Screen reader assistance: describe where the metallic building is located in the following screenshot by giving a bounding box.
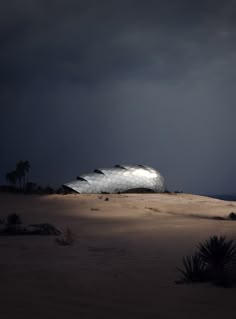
[63,164,165,194]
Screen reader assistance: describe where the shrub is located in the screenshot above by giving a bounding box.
[177,236,236,287]
[177,253,207,283]
[56,187,65,194]
[43,186,55,194]
[55,228,76,246]
[198,236,236,273]
[228,212,236,220]
[24,182,37,194]
[28,223,61,235]
[7,214,22,225]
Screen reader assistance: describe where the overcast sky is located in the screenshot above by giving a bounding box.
[1,0,236,194]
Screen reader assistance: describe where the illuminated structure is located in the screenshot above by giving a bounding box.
[63,164,165,194]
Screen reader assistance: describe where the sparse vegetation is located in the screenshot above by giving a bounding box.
[0,214,61,236]
[5,171,17,187]
[198,236,236,274]
[55,228,76,245]
[145,207,161,213]
[164,189,183,195]
[56,187,65,194]
[5,160,30,189]
[28,223,61,235]
[177,235,236,287]
[177,253,207,283]
[2,214,24,235]
[228,212,236,220]
[7,213,22,225]
[2,160,65,195]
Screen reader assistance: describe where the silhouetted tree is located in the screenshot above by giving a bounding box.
[7,213,22,225]
[5,160,31,190]
[15,160,31,188]
[22,160,30,186]
[5,171,17,186]
[15,161,25,188]
[25,182,37,194]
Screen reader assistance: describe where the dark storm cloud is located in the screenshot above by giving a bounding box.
[1,0,236,193]
[1,0,235,85]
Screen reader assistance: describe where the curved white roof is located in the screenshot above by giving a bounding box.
[63,164,165,194]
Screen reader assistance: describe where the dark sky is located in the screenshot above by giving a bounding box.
[1,0,236,194]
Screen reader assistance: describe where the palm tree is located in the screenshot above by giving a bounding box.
[5,171,17,186]
[15,160,31,188]
[22,160,30,186]
[15,161,25,188]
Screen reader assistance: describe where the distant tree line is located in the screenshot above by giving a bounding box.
[3,160,65,195]
[5,160,30,189]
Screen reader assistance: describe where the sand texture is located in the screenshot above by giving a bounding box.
[1,193,236,318]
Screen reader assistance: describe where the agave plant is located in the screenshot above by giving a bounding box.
[198,236,236,274]
[177,253,207,283]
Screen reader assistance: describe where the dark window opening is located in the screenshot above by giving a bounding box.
[94,169,105,175]
[76,176,87,181]
[114,165,126,169]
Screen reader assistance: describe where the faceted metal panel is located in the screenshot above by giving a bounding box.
[63,164,165,194]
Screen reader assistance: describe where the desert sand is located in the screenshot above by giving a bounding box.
[1,193,236,318]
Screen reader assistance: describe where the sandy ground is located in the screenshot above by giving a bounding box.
[1,193,236,319]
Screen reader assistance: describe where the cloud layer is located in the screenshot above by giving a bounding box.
[1,0,236,193]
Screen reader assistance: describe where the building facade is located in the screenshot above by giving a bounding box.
[63,164,165,194]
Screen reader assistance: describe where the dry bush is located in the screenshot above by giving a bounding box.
[55,228,76,246]
[177,236,236,287]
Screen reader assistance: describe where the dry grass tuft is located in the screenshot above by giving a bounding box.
[55,228,76,246]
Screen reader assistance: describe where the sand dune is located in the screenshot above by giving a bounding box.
[1,193,236,318]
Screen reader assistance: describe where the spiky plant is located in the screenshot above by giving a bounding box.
[198,236,236,274]
[177,253,207,283]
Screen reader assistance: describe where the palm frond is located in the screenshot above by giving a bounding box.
[198,236,236,269]
[177,253,207,283]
